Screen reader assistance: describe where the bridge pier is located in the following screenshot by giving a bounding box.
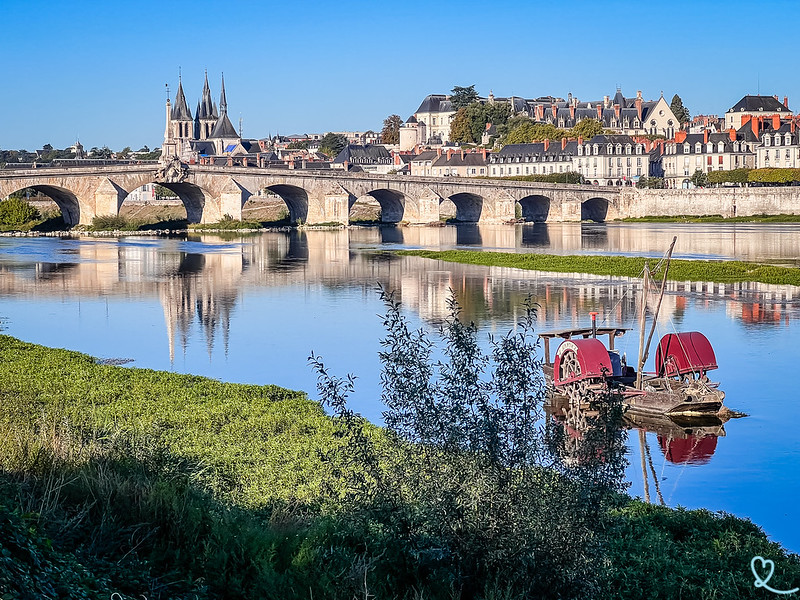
[92,178,126,224]
[405,187,442,224]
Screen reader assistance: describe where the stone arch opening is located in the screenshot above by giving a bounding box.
[5,185,79,225]
[581,197,609,222]
[119,183,187,227]
[265,184,309,225]
[350,189,407,223]
[444,192,483,222]
[156,182,211,224]
[516,194,550,222]
[241,190,292,225]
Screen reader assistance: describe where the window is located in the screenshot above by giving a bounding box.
[525,167,529,174]
[695,143,702,153]
[637,157,642,166]
[480,168,485,174]
[492,167,496,175]
[607,144,613,154]
[684,143,691,153]
[765,135,771,146]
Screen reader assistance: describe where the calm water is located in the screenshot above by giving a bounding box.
[1,222,799,551]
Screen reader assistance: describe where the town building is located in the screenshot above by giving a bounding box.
[429,149,489,177]
[753,115,800,169]
[489,139,577,178]
[724,95,792,130]
[332,144,394,173]
[658,130,756,188]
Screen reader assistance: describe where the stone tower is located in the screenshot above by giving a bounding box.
[195,71,218,141]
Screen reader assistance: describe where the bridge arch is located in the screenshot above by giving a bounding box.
[581,197,610,222]
[265,184,309,225]
[155,182,213,223]
[4,184,81,225]
[353,188,411,223]
[118,184,187,225]
[517,194,550,222]
[444,192,483,222]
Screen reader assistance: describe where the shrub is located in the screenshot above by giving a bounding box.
[0,197,40,226]
[89,215,139,231]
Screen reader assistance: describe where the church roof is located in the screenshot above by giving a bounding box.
[197,72,217,120]
[728,95,789,113]
[171,81,192,121]
[210,113,238,139]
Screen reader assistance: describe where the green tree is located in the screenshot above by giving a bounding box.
[636,176,665,189]
[0,197,40,226]
[319,133,348,158]
[690,169,708,188]
[501,117,566,145]
[381,114,402,144]
[450,102,511,144]
[569,118,605,140]
[670,94,690,125]
[116,146,131,159]
[450,84,479,110]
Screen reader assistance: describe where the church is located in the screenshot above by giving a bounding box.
[161,73,247,163]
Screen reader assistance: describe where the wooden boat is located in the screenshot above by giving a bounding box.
[539,237,726,418]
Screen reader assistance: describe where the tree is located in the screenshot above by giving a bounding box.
[450,85,479,110]
[500,117,565,145]
[690,169,708,188]
[381,114,402,145]
[450,102,512,145]
[636,176,665,189]
[569,118,605,140]
[116,146,131,159]
[319,133,348,158]
[670,94,690,125]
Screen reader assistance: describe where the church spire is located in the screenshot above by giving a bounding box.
[171,78,192,121]
[219,73,228,114]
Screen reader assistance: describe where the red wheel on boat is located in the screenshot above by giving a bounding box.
[558,348,591,407]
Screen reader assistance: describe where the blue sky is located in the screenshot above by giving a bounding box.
[2,0,798,150]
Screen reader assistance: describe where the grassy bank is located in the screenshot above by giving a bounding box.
[396,249,800,286]
[1,335,798,599]
[617,214,800,223]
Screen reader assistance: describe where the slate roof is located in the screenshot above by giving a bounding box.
[491,141,578,163]
[432,153,488,167]
[210,113,238,139]
[415,94,454,113]
[333,144,392,164]
[729,95,788,113]
[670,132,753,154]
[197,72,218,120]
[171,81,192,121]
[410,150,439,163]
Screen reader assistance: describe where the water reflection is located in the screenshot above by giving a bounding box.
[1,225,800,550]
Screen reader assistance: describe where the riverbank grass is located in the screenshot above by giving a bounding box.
[618,214,800,223]
[1,334,799,599]
[396,249,800,286]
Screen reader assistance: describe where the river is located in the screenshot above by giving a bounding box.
[0,221,798,551]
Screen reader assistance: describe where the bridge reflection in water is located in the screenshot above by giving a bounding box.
[1,225,798,366]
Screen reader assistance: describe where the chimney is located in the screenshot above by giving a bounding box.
[637,90,643,100]
[227,156,233,167]
[578,136,583,145]
[243,157,248,167]
[703,130,708,144]
[784,96,789,109]
[544,138,550,151]
[792,120,796,134]
[729,127,736,142]
[460,148,464,159]
[561,137,567,150]
[570,104,575,119]
[447,148,454,160]
[604,95,610,108]
[742,114,752,126]
[635,97,643,120]
[342,160,348,171]
[675,131,687,143]
[597,105,603,120]
[774,95,779,101]
[752,118,759,138]
[659,139,665,153]
[481,148,487,160]
[614,104,621,119]
[436,148,442,157]
[551,104,557,119]
[772,114,781,130]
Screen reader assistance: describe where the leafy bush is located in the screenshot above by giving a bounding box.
[89,215,140,231]
[0,197,40,226]
[708,168,751,185]
[748,168,800,184]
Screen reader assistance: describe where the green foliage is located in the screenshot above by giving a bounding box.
[89,215,140,231]
[135,148,162,161]
[381,114,402,144]
[450,84,479,110]
[0,197,40,226]
[569,118,605,140]
[286,140,309,150]
[319,133,348,158]
[450,102,512,144]
[189,215,263,230]
[396,249,800,286]
[116,146,132,159]
[637,176,665,188]
[501,117,565,144]
[89,146,113,159]
[154,184,176,199]
[748,168,800,184]
[495,172,583,184]
[670,94,690,124]
[690,169,709,187]
[708,168,751,185]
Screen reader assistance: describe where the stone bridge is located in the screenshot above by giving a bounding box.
[0,164,621,226]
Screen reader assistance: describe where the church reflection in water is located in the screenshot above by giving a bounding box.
[1,227,799,365]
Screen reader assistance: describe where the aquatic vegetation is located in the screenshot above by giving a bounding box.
[396,249,800,286]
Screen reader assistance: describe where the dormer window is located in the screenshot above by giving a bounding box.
[765,135,771,146]
[695,143,702,153]
[717,142,725,152]
[706,143,713,152]
[607,144,613,154]
[593,144,599,154]
[775,136,781,146]
[786,134,792,145]
[636,145,643,154]
[625,144,632,154]
[684,143,691,153]
[615,144,622,154]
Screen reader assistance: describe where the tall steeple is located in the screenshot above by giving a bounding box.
[197,70,217,140]
[219,73,228,114]
[171,74,193,142]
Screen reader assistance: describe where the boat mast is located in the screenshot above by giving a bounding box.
[635,264,650,390]
[640,236,678,376]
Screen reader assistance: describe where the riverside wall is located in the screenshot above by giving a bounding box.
[621,187,800,218]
